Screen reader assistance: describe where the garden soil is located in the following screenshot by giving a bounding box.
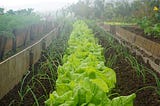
[97,34,160,106]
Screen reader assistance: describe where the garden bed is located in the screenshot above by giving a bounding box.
[99,23,160,73]
[0,42,58,106]
[91,24,160,106]
[0,58,52,106]
[122,26,160,44]
[0,22,71,105]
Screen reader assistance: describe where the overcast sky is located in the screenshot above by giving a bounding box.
[0,0,78,12]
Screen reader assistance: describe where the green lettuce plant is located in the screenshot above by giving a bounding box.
[45,20,136,106]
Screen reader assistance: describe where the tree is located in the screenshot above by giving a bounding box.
[69,0,93,19]
[0,8,4,15]
[14,8,34,15]
[113,0,133,21]
[104,3,115,20]
[93,0,105,18]
[6,9,15,15]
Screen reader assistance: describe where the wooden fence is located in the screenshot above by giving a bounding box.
[99,23,160,73]
[0,29,57,99]
[0,21,54,60]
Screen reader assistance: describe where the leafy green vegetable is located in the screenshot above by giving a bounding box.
[45,20,136,106]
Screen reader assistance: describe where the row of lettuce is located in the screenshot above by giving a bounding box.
[45,21,136,106]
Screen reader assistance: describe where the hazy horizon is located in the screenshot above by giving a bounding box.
[0,0,78,12]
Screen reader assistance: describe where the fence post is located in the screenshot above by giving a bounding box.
[12,29,16,53]
[24,28,28,47]
[0,36,7,60]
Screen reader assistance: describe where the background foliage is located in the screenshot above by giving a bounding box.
[0,8,41,37]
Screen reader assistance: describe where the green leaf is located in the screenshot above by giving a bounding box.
[91,78,109,93]
[111,93,136,106]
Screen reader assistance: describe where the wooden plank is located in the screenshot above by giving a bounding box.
[44,32,54,48]
[0,36,7,60]
[116,27,136,43]
[31,41,42,64]
[0,48,30,99]
[15,29,26,48]
[151,43,160,57]
[24,26,31,46]
[143,39,152,52]
[135,35,145,48]
[4,37,13,53]
[0,29,55,99]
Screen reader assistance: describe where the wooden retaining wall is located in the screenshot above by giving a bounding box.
[99,23,160,73]
[4,38,13,53]
[0,21,54,60]
[0,29,56,99]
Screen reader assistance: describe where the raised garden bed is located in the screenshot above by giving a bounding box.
[122,26,160,44]
[91,24,160,106]
[0,20,71,105]
[99,23,160,73]
[0,29,56,100]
